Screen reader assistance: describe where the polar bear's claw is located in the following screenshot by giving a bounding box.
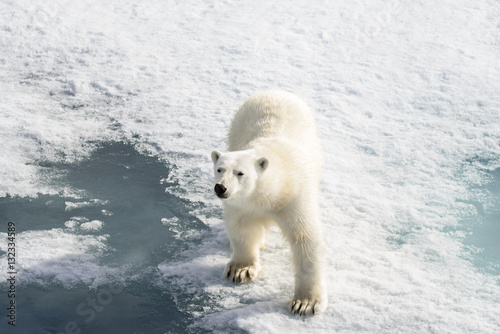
[224,263,258,284]
[289,298,324,317]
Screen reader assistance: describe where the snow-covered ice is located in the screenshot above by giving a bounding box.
[0,0,499,333]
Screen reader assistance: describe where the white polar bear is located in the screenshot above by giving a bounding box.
[211,90,327,316]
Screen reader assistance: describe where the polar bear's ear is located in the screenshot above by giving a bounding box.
[211,150,223,164]
[257,157,269,171]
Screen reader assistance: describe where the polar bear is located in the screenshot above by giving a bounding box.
[211,90,327,316]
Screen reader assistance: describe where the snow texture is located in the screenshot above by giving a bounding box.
[1,0,499,333]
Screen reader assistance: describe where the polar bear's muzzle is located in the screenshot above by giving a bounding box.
[214,183,228,199]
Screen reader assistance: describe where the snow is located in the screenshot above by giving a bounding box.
[65,199,109,211]
[0,229,115,288]
[80,220,104,231]
[1,0,500,333]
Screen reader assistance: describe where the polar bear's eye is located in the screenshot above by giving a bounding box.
[217,168,222,173]
[237,172,244,176]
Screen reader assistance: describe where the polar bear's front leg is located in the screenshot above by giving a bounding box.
[287,234,327,316]
[277,207,327,317]
[223,211,265,284]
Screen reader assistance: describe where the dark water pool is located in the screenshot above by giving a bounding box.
[0,142,210,334]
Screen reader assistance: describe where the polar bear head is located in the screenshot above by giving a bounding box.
[211,150,268,202]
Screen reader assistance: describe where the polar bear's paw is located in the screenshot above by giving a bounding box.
[289,298,326,317]
[224,262,259,284]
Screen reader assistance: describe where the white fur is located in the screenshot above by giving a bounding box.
[211,90,327,316]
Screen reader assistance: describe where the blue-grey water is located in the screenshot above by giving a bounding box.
[0,142,210,334]
[464,167,500,277]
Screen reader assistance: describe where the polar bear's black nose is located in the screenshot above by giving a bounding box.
[214,184,227,197]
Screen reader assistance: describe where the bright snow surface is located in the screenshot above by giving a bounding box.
[0,0,499,333]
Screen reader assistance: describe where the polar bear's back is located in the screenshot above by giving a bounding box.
[227,91,319,152]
